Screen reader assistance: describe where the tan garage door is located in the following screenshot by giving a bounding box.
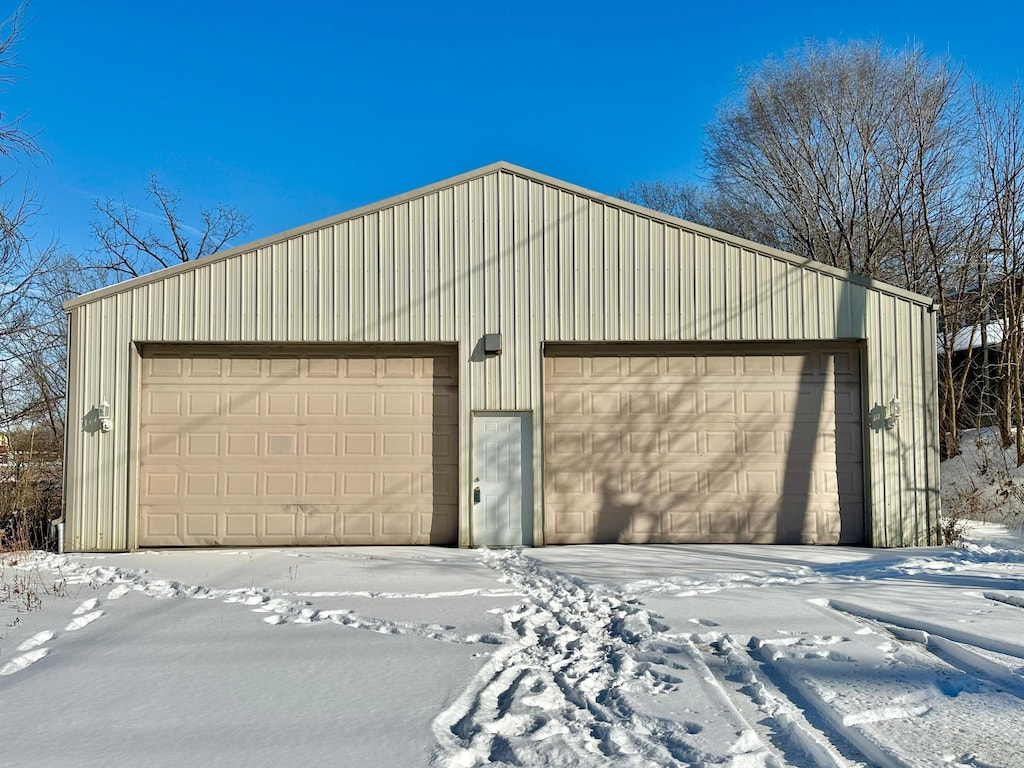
[543,344,863,545]
[137,345,458,547]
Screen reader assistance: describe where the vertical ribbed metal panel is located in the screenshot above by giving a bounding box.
[405,199,422,341]
[678,231,695,339]
[899,300,921,544]
[648,222,664,339]
[715,242,735,340]
[922,305,941,542]
[864,289,886,546]
[633,215,650,340]
[379,206,395,342]
[587,199,604,340]
[453,181,471,546]
[483,174,500,408]
[602,204,620,340]
[770,259,786,339]
[345,220,362,339]
[738,248,755,339]
[665,226,680,339]
[64,164,940,550]
[64,310,83,550]
[619,211,635,340]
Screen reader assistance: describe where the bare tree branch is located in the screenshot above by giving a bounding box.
[614,180,706,223]
[89,174,250,279]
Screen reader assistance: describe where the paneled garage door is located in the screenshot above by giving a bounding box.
[543,344,863,545]
[137,345,458,547]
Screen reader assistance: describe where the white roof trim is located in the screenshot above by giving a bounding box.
[65,161,935,311]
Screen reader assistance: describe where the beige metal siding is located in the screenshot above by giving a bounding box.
[63,162,939,551]
[543,345,864,544]
[137,345,457,546]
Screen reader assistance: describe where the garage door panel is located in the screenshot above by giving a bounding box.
[138,345,458,547]
[544,345,864,545]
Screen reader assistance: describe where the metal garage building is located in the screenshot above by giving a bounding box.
[61,162,940,551]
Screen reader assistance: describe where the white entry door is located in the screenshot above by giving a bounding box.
[472,413,533,547]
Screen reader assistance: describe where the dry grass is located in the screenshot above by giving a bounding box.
[0,455,62,628]
[0,458,60,553]
[0,553,68,639]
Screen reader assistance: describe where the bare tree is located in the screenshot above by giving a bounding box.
[615,179,706,223]
[91,173,250,279]
[703,40,969,285]
[14,254,97,440]
[690,39,1004,458]
[0,4,55,436]
[0,5,37,161]
[974,83,1024,462]
[0,4,42,341]
[0,4,69,547]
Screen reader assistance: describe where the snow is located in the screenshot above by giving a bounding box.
[2,530,1023,767]
[942,428,1024,532]
[939,320,1005,354]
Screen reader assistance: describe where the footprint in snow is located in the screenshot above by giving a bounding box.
[16,630,55,652]
[0,648,49,676]
[73,598,100,615]
[64,610,104,632]
[107,584,132,600]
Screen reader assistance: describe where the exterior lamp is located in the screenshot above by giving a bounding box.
[97,400,113,433]
[885,396,901,430]
[483,333,502,356]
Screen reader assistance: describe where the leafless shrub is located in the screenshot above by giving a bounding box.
[936,489,977,547]
[0,554,67,618]
[0,429,60,552]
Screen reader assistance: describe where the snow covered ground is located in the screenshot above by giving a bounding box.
[2,526,1023,767]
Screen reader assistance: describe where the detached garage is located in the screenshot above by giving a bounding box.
[61,162,940,551]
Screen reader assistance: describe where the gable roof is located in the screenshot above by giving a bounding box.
[65,161,935,311]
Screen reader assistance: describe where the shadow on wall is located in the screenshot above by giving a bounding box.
[429,349,460,544]
[544,344,865,546]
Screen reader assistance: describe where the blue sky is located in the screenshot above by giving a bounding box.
[6,1,1023,260]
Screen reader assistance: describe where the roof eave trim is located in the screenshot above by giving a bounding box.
[63,161,516,310]
[494,163,935,308]
[65,159,934,311]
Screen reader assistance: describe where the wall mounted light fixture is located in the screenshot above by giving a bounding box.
[483,333,502,356]
[885,396,901,430]
[97,400,113,433]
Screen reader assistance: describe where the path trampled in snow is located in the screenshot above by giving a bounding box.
[430,545,1024,767]
[431,548,762,767]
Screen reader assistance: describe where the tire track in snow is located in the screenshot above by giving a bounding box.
[690,632,862,768]
[982,591,1024,610]
[740,629,929,768]
[828,599,1024,702]
[431,549,773,768]
[827,598,1024,661]
[742,599,1024,768]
